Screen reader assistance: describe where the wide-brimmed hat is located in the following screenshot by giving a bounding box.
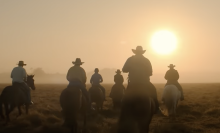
[168,64,175,68]
[115,69,121,74]
[72,58,84,65]
[132,46,146,54]
[17,61,26,66]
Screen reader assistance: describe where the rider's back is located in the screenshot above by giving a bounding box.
[66,66,86,83]
[123,55,152,83]
[90,73,102,85]
[114,74,123,84]
[11,66,26,83]
[165,69,179,83]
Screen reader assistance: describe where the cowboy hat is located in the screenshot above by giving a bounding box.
[132,46,146,54]
[168,64,175,68]
[72,58,84,65]
[17,61,26,66]
[115,69,121,73]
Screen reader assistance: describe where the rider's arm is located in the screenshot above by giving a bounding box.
[121,75,124,83]
[122,58,131,73]
[82,69,87,84]
[114,75,116,83]
[10,68,14,78]
[90,75,93,84]
[176,70,179,80]
[66,68,71,82]
[147,59,153,76]
[23,69,27,82]
[164,71,168,80]
[100,75,103,83]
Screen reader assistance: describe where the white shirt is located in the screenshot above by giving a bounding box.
[11,66,27,83]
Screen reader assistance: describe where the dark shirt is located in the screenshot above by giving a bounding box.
[165,69,179,83]
[114,74,124,84]
[90,73,103,85]
[122,55,152,83]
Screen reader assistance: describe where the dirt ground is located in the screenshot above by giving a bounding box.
[0,83,220,133]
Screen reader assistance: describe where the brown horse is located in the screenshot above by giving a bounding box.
[0,75,35,123]
[89,85,104,111]
[117,84,155,133]
[110,84,125,109]
[60,87,87,133]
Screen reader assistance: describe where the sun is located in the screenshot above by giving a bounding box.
[151,30,177,55]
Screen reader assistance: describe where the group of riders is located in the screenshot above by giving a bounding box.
[10,46,184,113]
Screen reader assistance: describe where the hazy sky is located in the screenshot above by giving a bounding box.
[0,0,220,82]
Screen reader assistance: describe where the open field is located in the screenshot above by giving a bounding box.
[0,83,220,133]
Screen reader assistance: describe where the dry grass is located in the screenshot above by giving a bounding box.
[0,83,220,133]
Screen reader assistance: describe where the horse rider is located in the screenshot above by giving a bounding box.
[122,46,160,113]
[90,68,106,101]
[114,69,124,85]
[66,58,94,111]
[164,64,184,101]
[11,61,33,105]
[110,69,125,98]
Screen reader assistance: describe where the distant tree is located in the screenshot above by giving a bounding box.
[32,68,46,76]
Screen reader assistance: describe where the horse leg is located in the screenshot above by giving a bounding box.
[25,104,29,114]
[101,102,103,110]
[138,120,150,133]
[113,101,116,109]
[82,114,87,133]
[0,103,5,119]
[96,103,99,111]
[16,105,22,118]
[73,120,78,133]
[4,103,10,123]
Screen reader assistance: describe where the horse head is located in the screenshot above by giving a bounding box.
[27,74,36,90]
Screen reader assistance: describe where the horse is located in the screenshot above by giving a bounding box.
[109,84,125,109]
[117,84,155,133]
[161,84,181,118]
[89,85,104,111]
[60,87,87,133]
[0,75,35,123]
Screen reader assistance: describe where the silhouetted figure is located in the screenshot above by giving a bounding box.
[0,74,35,123]
[122,46,159,113]
[114,69,124,85]
[66,58,94,111]
[90,68,106,100]
[110,69,125,109]
[11,61,33,105]
[164,64,184,101]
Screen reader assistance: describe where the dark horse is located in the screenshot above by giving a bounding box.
[0,75,35,123]
[89,85,104,111]
[110,84,125,109]
[117,84,155,133]
[60,87,87,133]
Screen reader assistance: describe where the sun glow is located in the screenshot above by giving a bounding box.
[151,30,177,55]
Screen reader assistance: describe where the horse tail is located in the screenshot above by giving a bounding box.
[60,87,83,130]
[163,85,178,116]
[117,93,153,133]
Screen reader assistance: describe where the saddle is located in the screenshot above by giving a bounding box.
[90,85,102,93]
[12,82,27,95]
